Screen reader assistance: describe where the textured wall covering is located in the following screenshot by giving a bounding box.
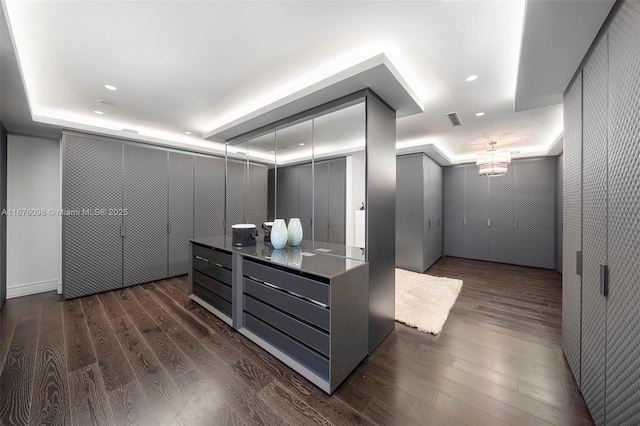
[63,135,123,299]
[606,1,640,423]
[194,155,225,238]
[443,166,465,258]
[562,71,583,388]
[581,33,608,426]
[168,152,194,277]
[488,167,515,265]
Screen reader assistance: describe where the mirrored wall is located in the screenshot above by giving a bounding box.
[225,98,366,260]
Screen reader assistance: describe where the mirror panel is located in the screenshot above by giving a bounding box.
[225,142,248,236]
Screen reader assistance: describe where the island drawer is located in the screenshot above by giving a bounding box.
[194,260,232,285]
[193,271,232,303]
[193,283,232,318]
[193,244,232,269]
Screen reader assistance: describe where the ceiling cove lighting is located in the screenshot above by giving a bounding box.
[476,141,511,177]
[105,84,117,91]
[466,75,478,82]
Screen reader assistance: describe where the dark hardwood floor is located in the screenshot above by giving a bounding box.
[0,256,592,425]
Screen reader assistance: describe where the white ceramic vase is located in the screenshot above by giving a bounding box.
[270,219,288,249]
[287,218,303,247]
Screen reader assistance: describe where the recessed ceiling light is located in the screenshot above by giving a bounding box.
[299,143,305,146]
[93,110,104,115]
[475,112,485,117]
[185,131,192,135]
[98,99,109,105]
[466,75,478,82]
[105,84,117,91]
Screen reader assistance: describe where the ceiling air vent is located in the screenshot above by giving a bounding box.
[446,112,462,127]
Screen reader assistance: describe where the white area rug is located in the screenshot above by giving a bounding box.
[395,268,463,335]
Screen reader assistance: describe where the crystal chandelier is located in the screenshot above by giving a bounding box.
[476,141,511,177]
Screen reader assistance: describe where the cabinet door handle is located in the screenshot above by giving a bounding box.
[576,251,582,276]
[600,264,609,297]
[167,222,171,234]
[515,220,518,229]
[463,218,466,226]
[428,220,431,229]
[120,224,126,237]
[487,219,491,227]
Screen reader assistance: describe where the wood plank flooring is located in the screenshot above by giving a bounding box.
[0,257,593,425]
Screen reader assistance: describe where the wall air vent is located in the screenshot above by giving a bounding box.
[446,112,462,127]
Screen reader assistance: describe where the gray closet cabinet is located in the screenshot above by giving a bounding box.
[63,134,124,299]
[562,3,640,423]
[123,145,169,287]
[396,153,442,273]
[298,164,313,239]
[0,123,6,310]
[194,155,225,238]
[247,163,268,228]
[442,159,557,269]
[168,152,194,277]
[225,159,246,236]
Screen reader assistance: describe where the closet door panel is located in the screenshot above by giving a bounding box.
[285,166,299,222]
[226,159,246,235]
[607,3,640,423]
[581,33,608,426]
[247,163,268,227]
[464,166,489,261]
[431,159,443,263]
[298,164,313,241]
[488,173,515,265]
[514,158,556,269]
[276,167,287,220]
[562,72,583,386]
[328,159,346,245]
[443,166,466,258]
[314,162,329,243]
[63,135,123,299]
[123,145,168,287]
[194,156,225,238]
[396,155,425,272]
[168,152,194,277]
[423,156,432,269]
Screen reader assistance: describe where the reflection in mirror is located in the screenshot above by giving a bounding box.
[225,142,248,236]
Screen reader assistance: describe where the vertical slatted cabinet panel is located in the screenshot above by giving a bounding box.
[396,155,425,272]
[0,123,6,309]
[314,162,329,243]
[194,155,225,238]
[443,165,466,258]
[514,158,557,269]
[63,135,123,299]
[226,158,246,235]
[328,158,346,245]
[123,145,168,287]
[247,163,268,228]
[562,71,583,386]
[607,2,640,423]
[168,152,194,277]
[430,157,443,264]
[298,164,313,240]
[582,32,609,426]
[488,171,516,265]
[464,165,489,261]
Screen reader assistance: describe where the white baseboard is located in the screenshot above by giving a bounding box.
[7,279,60,299]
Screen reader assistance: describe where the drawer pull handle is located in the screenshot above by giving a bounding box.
[195,256,223,268]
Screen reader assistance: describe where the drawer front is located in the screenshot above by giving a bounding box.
[244,278,329,331]
[243,260,329,306]
[194,260,232,286]
[193,283,232,318]
[244,295,329,356]
[244,313,329,379]
[193,244,232,269]
[194,271,232,303]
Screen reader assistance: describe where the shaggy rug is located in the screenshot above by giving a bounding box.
[395,268,463,335]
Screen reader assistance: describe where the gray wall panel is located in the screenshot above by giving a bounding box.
[123,144,168,287]
[247,163,268,228]
[607,2,640,423]
[464,166,489,261]
[562,71,583,387]
[168,152,194,277]
[366,95,396,354]
[557,154,563,272]
[63,135,123,299]
[298,164,313,240]
[443,165,466,258]
[285,166,299,221]
[276,166,287,220]
[581,33,608,426]
[328,158,346,245]
[314,162,329,243]
[226,159,246,235]
[0,123,6,309]
[514,158,557,269]
[430,157,443,264]
[488,172,516,265]
[396,155,425,272]
[194,155,225,238]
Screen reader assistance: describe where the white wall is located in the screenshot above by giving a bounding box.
[346,151,366,247]
[7,134,61,297]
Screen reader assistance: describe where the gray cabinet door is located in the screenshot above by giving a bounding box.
[562,72,583,387]
[123,145,168,287]
[276,166,287,220]
[168,152,194,277]
[464,166,489,261]
[443,166,466,258]
[514,158,556,269]
[226,158,246,235]
[194,155,225,238]
[63,135,123,299]
[298,164,313,241]
[607,3,640,423]
[247,163,268,227]
[488,172,515,264]
[0,124,6,309]
[314,162,329,243]
[396,155,425,272]
[285,166,299,222]
[581,33,608,425]
[328,158,346,245]
[429,157,443,266]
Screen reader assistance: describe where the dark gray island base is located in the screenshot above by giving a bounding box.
[189,237,369,394]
